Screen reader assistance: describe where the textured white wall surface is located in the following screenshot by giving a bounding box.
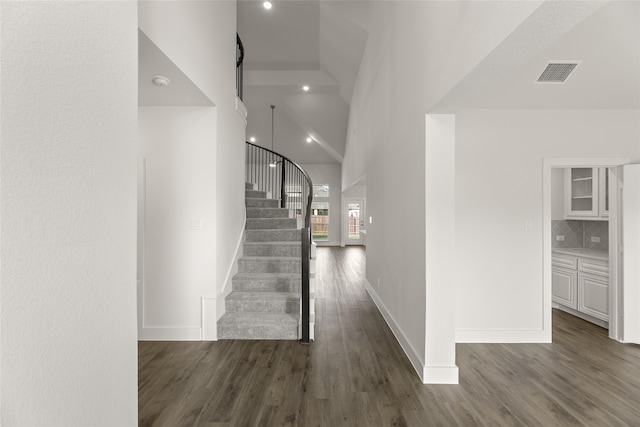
[342,1,541,382]
[1,1,138,425]
[138,107,217,337]
[139,1,246,331]
[455,110,640,340]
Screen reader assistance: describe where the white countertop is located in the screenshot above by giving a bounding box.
[552,248,608,261]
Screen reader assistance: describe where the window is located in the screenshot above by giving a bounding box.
[311,202,329,241]
[313,185,329,198]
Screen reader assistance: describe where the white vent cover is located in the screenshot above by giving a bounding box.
[536,61,580,83]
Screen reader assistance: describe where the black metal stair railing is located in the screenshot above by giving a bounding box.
[245,142,313,343]
[236,34,244,100]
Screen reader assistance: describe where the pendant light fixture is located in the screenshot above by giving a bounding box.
[269,105,277,168]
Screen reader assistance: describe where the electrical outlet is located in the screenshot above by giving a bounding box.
[591,236,600,243]
[556,235,565,241]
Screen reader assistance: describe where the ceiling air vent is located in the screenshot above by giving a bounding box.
[536,61,580,83]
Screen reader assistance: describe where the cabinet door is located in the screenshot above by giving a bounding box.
[598,167,609,218]
[552,267,578,309]
[565,167,599,218]
[578,272,609,321]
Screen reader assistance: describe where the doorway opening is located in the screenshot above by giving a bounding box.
[344,198,365,246]
[543,157,630,343]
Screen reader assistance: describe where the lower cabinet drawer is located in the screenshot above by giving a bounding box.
[577,257,609,277]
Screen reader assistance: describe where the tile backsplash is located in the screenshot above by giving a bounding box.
[552,220,608,251]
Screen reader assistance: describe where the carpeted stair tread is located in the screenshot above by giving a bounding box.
[226,291,300,300]
[244,241,301,257]
[246,207,290,218]
[217,313,299,340]
[232,272,300,292]
[245,198,280,208]
[245,229,301,242]
[245,189,269,199]
[246,218,297,230]
[225,291,300,314]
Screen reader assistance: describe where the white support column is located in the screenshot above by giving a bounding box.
[424,114,458,384]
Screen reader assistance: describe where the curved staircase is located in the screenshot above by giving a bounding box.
[217,183,303,340]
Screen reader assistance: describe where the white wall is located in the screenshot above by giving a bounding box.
[138,1,246,339]
[301,164,342,246]
[138,107,217,338]
[342,1,541,383]
[1,2,138,425]
[455,109,640,342]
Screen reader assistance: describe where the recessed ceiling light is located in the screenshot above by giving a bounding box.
[263,1,272,10]
[306,137,313,143]
[249,137,256,142]
[302,85,310,92]
[152,75,170,87]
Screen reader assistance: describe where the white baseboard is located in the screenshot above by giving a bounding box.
[138,327,201,341]
[456,328,550,343]
[423,366,459,385]
[365,279,458,384]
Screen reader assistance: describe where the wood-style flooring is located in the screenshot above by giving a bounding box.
[139,247,640,426]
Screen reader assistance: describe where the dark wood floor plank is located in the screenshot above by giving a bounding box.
[139,247,640,426]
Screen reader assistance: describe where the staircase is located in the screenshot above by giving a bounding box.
[217,183,302,340]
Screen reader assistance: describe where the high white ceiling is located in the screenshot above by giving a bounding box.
[139,1,639,162]
[237,0,368,165]
[432,1,640,111]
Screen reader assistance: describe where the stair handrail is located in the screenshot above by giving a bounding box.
[245,142,313,343]
[236,33,245,100]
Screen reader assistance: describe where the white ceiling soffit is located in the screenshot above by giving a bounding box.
[138,30,213,107]
[430,1,639,111]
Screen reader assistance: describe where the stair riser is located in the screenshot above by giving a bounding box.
[238,259,301,274]
[218,324,298,340]
[245,198,279,208]
[245,182,255,190]
[243,244,301,257]
[245,229,301,242]
[245,189,268,199]
[232,278,300,293]
[246,208,290,219]
[246,218,297,230]
[226,299,300,314]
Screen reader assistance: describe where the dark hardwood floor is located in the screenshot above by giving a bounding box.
[139,247,640,426]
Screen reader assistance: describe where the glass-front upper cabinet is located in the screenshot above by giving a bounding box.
[598,167,609,218]
[565,168,599,218]
[564,167,609,220]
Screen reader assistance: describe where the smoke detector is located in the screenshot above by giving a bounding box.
[536,61,581,83]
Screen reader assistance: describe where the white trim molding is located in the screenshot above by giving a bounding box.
[138,327,202,341]
[456,329,548,343]
[365,280,458,384]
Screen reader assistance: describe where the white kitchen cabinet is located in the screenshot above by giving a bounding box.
[552,267,578,309]
[578,272,609,321]
[552,250,609,324]
[598,167,609,218]
[564,167,609,220]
